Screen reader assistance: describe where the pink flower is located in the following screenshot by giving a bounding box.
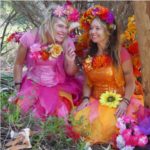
[67,8,79,22]
[122,146,134,150]
[116,135,125,149]
[122,129,132,143]
[127,135,139,146]
[137,135,148,147]
[53,6,65,17]
[122,116,135,124]
[15,32,23,42]
[65,5,74,15]
[117,117,126,133]
[29,51,41,59]
[30,43,41,53]
[133,125,142,136]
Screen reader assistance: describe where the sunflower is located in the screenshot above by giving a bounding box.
[100,91,122,108]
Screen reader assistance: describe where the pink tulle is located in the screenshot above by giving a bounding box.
[16,73,82,119]
[14,29,83,119]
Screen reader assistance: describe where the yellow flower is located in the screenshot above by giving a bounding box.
[128,22,136,31]
[100,91,122,108]
[83,55,93,71]
[120,34,126,43]
[128,15,135,23]
[51,44,63,58]
[85,55,92,64]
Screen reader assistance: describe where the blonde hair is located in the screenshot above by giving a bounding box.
[39,5,68,44]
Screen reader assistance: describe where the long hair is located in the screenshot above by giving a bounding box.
[39,5,68,44]
[88,18,119,66]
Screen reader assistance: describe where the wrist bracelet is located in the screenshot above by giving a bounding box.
[123,97,130,105]
[14,82,21,86]
[82,96,89,101]
[123,97,130,102]
[123,100,129,105]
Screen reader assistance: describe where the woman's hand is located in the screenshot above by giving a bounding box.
[77,99,89,111]
[64,46,76,64]
[115,101,128,118]
[64,46,77,75]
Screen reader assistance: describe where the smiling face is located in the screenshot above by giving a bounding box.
[53,18,68,44]
[89,18,110,45]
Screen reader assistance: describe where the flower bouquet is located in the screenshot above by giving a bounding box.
[116,112,150,150]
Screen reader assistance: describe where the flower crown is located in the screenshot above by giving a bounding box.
[52,2,79,22]
[80,5,116,31]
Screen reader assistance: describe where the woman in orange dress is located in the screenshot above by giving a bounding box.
[74,5,143,144]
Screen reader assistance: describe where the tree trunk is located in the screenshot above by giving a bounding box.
[132,1,150,107]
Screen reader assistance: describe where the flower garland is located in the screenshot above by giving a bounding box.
[100,91,122,108]
[83,54,112,72]
[29,43,63,61]
[121,15,143,95]
[52,1,79,22]
[116,115,149,150]
[80,5,115,31]
[121,15,141,78]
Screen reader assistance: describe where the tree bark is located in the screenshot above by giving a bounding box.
[132,1,150,107]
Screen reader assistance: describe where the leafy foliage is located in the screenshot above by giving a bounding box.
[0,74,86,150]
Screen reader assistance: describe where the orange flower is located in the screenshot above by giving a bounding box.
[135,80,144,95]
[128,22,136,32]
[135,80,143,95]
[121,15,136,44]
[133,67,141,78]
[51,44,63,58]
[124,31,131,41]
[92,55,111,69]
[132,55,141,69]
[75,32,89,56]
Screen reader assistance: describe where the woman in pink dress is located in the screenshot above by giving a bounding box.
[12,4,82,120]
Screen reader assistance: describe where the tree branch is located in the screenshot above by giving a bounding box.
[0,10,17,52]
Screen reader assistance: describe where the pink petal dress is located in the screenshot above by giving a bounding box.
[14,29,82,119]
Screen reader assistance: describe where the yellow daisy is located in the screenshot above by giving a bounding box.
[100,91,122,108]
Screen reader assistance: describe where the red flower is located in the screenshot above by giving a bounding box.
[99,8,109,20]
[41,51,49,60]
[128,41,139,55]
[65,125,80,141]
[7,34,15,42]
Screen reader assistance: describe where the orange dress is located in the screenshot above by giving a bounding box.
[74,54,143,144]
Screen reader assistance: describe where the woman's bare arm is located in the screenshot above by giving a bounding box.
[14,44,27,90]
